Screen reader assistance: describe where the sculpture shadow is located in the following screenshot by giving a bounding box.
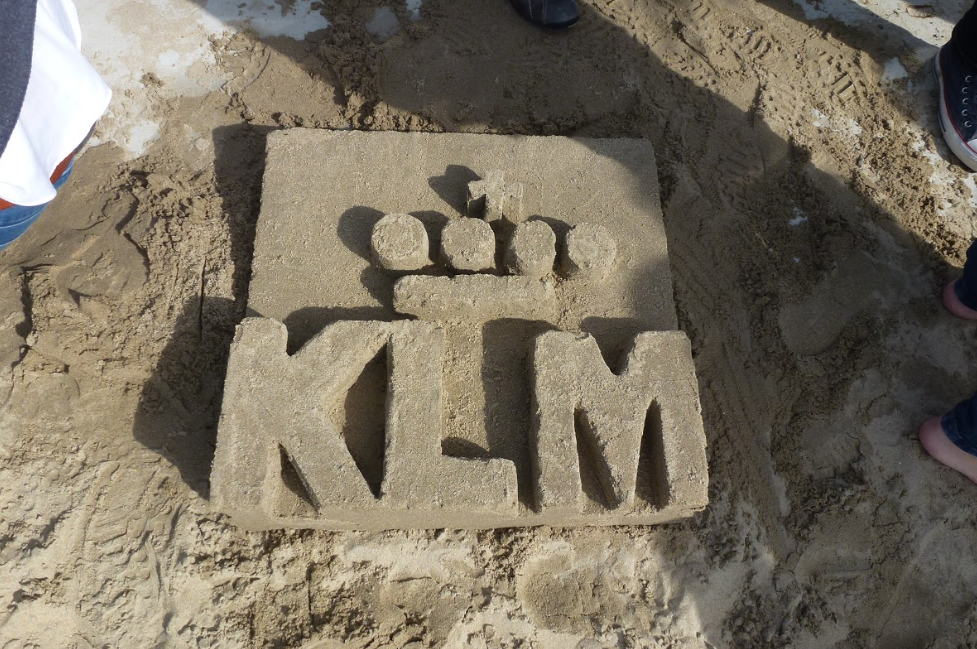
[281,305,391,352]
[132,123,270,498]
[337,206,386,262]
[428,164,481,215]
[212,122,275,303]
[132,296,237,499]
[479,317,556,508]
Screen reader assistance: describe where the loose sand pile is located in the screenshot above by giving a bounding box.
[3,0,977,646]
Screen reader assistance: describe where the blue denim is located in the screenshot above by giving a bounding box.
[943,398,977,455]
[952,3,977,70]
[945,237,977,456]
[0,161,73,251]
[954,237,977,310]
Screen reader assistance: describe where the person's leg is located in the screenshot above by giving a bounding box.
[944,239,977,319]
[0,161,73,251]
[0,203,49,251]
[953,4,977,67]
[937,3,977,170]
[508,0,580,29]
[920,393,977,483]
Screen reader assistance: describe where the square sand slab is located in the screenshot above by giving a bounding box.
[211,130,708,530]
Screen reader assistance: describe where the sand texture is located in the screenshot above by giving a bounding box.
[3,0,977,646]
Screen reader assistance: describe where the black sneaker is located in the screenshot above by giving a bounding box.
[508,0,580,29]
[936,44,977,171]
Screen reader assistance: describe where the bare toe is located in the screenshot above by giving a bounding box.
[919,417,977,484]
[942,281,977,320]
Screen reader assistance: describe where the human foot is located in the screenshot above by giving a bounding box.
[508,0,580,29]
[942,280,977,320]
[935,44,977,171]
[919,417,977,483]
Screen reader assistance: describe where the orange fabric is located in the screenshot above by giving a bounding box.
[0,151,75,210]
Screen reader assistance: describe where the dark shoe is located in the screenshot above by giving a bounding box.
[936,44,977,171]
[508,0,580,29]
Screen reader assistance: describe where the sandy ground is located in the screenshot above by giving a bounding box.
[3,0,977,646]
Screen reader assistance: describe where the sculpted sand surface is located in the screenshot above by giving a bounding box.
[213,131,707,530]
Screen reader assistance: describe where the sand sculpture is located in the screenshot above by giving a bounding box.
[211,131,708,530]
